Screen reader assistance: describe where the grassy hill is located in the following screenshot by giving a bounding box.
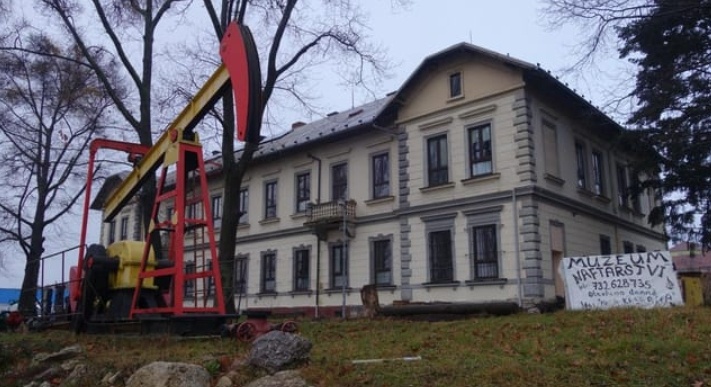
[2,307,711,386]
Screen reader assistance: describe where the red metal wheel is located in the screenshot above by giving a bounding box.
[236,321,257,342]
[280,320,298,333]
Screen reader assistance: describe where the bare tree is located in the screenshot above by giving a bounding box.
[542,0,655,69]
[543,0,711,248]
[36,0,192,255]
[0,30,115,315]
[200,0,398,314]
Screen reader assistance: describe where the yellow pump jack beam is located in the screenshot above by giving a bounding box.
[103,22,262,223]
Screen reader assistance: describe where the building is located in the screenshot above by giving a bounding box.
[96,42,666,316]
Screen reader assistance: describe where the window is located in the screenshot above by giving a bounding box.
[616,163,629,208]
[372,153,390,199]
[264,181,277,219]
[575,142,587,189]
[239,188,249,223]
[468,123,493,176]
[260,252,276,293]
[331,163,348,201]
[591,151,604,196]
[472,225,498,279]
[211,195,223,221]
[636,245,647,253]
[629,170,642,213]
[427,134,449,186]
[120,216,129,240]
[234,256,248,295]
[542,120,560,177]
[600,235,612,255]
[371,239,392,285]
[295,172,311,213]
[429,230,453,283]
[623,241,634,254]
[184,261,196,299]
[449,72,462,98]
[108,220,116,244]
[330,243,348,288]
[293,248,310,291]
[187,202,199,219]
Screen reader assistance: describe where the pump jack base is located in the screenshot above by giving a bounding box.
[138,314,236,336]
[83,315,235,336]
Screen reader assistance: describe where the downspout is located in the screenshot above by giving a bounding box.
[307,153,322,318]
[512,187,523,308]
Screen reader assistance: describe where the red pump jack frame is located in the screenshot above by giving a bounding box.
[72,22,262,332]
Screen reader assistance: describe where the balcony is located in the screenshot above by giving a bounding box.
[304,199,356,240]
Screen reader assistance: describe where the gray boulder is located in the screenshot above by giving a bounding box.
[244,370,312,387]
[247,331,312,374]
[125,361,211,387]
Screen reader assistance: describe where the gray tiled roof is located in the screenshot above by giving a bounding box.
[253,95,392,158]
[194,95,392,177]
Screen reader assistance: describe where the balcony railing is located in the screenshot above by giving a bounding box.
[305,199,356,225]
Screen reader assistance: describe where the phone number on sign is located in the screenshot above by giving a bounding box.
[592,278,652,291]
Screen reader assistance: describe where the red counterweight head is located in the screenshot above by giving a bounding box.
[220,22,263,144]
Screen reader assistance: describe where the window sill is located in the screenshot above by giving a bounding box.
[465,278,507,287]
[374,284,397,293]
[423,281,460,289]
[577,187,595,197]
[324,287,353,295]
[447,94,465,103]
[618,205,632,214]
[420,182,455,193]
[290,212,307,220]
[237,223,250,230]
[544,173,565,186]
[461,173,500,186]
[259,217,280,225]
[365,196,395,205]
[594,195,611,204]
[289,290,313,297]
[257,291,278,298]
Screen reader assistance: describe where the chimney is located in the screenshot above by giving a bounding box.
[291,121,306,129]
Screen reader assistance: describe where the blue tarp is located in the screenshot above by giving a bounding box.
[0,288,20,305]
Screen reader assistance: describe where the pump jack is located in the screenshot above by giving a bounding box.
[70,22,262,334]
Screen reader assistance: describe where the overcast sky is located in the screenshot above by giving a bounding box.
[0,0,632,289]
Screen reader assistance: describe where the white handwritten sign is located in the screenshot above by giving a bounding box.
[560,251,684,310]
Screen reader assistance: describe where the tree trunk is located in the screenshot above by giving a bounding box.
[218,88,262,315]
[19,232,44,316]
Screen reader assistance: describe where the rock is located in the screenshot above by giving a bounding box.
[247,331,312,374]
[102,372,114,384]
[107,370,123,385]
[215,375,234,387]
[61,363,87,386]
[244,370,312,387]
[125,361,211,387]
[224,370,240,380]
[34,366,62,381]
[60,359,82,371]
[32,345,83,364]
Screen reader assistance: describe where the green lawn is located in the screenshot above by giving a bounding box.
[2,307,711,386]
